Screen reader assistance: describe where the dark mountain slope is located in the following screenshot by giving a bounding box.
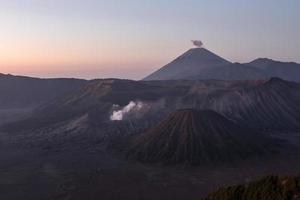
[232,78,300,131]
[188,63,268,80]
[0,79,186,131]
[203,175,300,200]
[143,48,231,80]
[127,109,273,165]
[0,73,86,108]
[181,78,300,131]
[144,47,300,82]
[2,78,300,133]
[248,58,300,82]
[248,58,276,70]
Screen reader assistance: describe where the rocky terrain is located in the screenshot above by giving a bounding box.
[3,77,299,134]
[1,75,300,200]
[127,109,275,164]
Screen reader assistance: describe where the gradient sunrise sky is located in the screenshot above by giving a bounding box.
[0,0,299,79]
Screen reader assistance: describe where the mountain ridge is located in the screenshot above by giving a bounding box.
[0,73,87,108]
[2,77,300,134]
[247,58,300,82]
[143,48,300,82]
[127,109,274,165]
[143,48,231,80]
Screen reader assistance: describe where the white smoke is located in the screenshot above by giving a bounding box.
[110,101,144,121]
[191,40,203,48]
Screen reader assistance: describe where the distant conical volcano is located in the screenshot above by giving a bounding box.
[143,48,231,80]
[127,109,274,165]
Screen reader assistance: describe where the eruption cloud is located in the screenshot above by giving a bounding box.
[191,40,203,48]
[110,101,144,121]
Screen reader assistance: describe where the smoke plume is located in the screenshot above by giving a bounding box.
[110,101,144,121]
[191,40,203,48]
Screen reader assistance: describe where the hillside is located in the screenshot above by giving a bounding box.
[247,58,300,82]
[183,77,300,131]
[143,48,300,82]
[143,48,231,80]
[203,175,300,200]
[0,73,86,108]
[127,109,273,165]
[188,63,267,80]
[2,78,300,133]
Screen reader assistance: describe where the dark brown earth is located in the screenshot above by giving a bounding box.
[127,109,274,165]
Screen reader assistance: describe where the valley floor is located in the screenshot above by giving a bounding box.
[1,129,300,200]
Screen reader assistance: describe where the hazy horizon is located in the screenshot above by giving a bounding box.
[1,0,300,80]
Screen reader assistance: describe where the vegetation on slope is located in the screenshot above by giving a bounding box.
[203,175,300,200]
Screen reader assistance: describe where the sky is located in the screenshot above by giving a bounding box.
[0,0,299,80]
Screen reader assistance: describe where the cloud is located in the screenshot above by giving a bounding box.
[191,40,203,48]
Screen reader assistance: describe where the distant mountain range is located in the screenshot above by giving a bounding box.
[0,73,86,108]
[1,49,300,199]
[143,48,300,82]
[247,58,300,82]
[3,78,299,148]
[1,56,300,168]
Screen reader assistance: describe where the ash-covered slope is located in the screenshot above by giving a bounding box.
[127,109,272,165]
[0,79,184,132]
[247,58,300,82]
[143,48,231,80]
[3,78,300,133]
[195,78,300,131]
[236,78,300,130]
